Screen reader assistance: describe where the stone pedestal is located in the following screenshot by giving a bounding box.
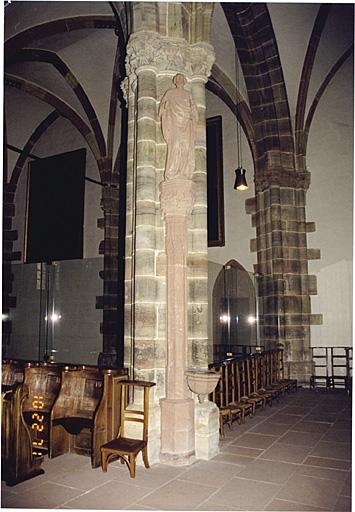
[160,398,195,465]
[194,401,219,460]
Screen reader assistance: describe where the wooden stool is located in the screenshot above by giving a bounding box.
[101,380,155,478]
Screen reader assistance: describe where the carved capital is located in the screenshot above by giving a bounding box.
[255,169,311,192]
[126,32,215,84]
[160,179,196,217]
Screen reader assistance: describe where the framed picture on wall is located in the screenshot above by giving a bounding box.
[206,115,225,247]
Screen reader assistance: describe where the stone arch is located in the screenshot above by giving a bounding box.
[222,3,295,174]
[212,259,257,362]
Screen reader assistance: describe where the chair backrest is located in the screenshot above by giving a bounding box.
[51,368,103,420]
[120,380,155,442]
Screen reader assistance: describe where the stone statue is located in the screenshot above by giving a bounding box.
[159,74,198,180]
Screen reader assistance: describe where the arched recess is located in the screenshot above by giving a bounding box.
[10,48,107,157]
[5,74,104,173]
[222,3,295,174]
[212,260,257,362]
[5,15,117,60]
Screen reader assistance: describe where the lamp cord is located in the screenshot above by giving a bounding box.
[234,44,242,168]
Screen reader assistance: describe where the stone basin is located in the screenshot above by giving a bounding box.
[185,370,220,403]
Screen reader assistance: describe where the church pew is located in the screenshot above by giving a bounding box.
[21,363,62,458]
[2,360,24,390]
[50,367,127,467]
[1,383,44,486]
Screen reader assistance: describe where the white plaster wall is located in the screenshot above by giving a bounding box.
[306,58,353,348]
[206,90,255,273]
[210,3,248,103]
[4,1,112,41]
[268,3,318,129]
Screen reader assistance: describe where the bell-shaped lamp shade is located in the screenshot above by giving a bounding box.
[234,167,248,191]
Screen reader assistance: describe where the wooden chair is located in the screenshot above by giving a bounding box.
[229,360,253,422]
[209,365,234,438]
[239,358,264,412]
[255,354,279,402]
[249,355,273,406]
[101,380,155,478]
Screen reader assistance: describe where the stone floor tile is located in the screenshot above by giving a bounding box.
[333,419,352,429]
[3,481,85,509]
[296,464,349,481]
[322,428,352,443]
[64,480,151,510]
[212,452,255,466]
[303,456,351,470]
[178,460,244,487]
[340,473,352,497]
[108,461,188,488]
[281,406,312,416]
[265,414,301,425]
[278,430,323,447]
[305,413,339,423]
[233,432,277,449]
[248,421,291,436]
[261,443,312,464]
[222,445,264,457]
[332,495,352,511]
[196,500,238,510]
[124,505,155,510]
[265,498,329,511]
[310,441,351,460]
[136,478,218,510]
[210,476,281,511]
[291,421,331,433]
[236,459,298,485]
[276,473,343,509]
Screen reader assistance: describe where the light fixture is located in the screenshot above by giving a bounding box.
[234,45,248,191]
[234,167,248,191]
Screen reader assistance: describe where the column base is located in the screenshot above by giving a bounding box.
[195,401,219,460]
[160,398,195,465]
[286,360,314,387]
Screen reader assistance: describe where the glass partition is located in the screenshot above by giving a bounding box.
[208,260,262,364]
[4,258,103,365]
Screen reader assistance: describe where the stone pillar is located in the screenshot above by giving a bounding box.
[247,170,321,385]
[124,31,214,464]
[160,179,196,464]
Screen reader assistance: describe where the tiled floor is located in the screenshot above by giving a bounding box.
[1,389,351,511]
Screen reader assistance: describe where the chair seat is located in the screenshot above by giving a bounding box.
[101,436,146,455]
[53,416,93,435]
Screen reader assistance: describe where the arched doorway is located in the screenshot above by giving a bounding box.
[212,260,259,362]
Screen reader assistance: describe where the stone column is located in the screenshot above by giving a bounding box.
[124,31,214,464]
[160,179,196,464]
[247,170,321,385]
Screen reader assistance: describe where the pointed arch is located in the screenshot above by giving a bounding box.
[222,3,295,173]
[294,5,332,170]
[10,48,107,157]
[5,73,104,176]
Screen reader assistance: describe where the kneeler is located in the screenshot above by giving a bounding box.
[101,380,155,478]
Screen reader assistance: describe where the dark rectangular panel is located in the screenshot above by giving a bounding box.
[25,148,86,263]
[206,116,225,247]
